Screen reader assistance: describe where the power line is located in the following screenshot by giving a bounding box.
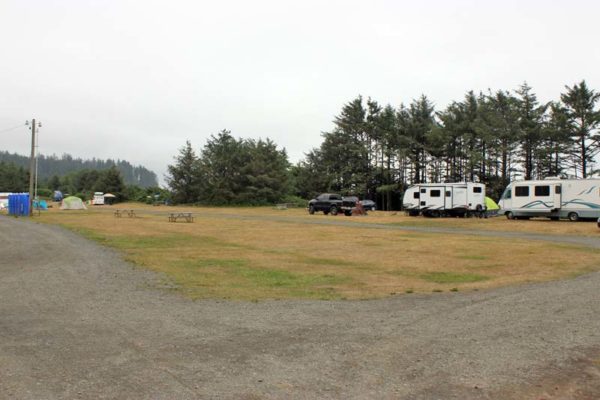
[0,124,25,134]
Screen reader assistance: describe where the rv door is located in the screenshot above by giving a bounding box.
[444,187,453,209]
[553,184,562,210]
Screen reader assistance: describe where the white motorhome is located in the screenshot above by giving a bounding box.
[498,177,600,221]
[402,182,486,217]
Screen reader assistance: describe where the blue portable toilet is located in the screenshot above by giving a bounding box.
[8,193,30,216]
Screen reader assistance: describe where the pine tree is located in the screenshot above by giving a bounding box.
[560,80,600,178]
[97,167,125,198]
[515,83,546,179]
[320,96,368,194]
[166,141,200,204]
[406,96,435,183]
[540,102,570,177]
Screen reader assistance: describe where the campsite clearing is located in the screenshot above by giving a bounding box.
[4,216,600,399]
[37,204,600,300]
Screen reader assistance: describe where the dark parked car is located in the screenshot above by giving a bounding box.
[361,199,376,211]
[308,193,357,216]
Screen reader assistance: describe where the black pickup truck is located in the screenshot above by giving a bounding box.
[308,193,357,216]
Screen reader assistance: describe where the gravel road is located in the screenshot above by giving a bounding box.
[1,216,600,399]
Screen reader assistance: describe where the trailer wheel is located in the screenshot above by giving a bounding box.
[330,206,338,216]
[506,211,515,220]
[475,204,484,218]
[568,212,579,222]
[344,210,352,216]
[309,205,315,215]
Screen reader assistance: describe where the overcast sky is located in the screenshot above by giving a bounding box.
[1,0,599,184]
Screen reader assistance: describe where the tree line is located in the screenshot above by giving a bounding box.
[166,130,291,205]
[0,161,29,193]
[0,162,167,204]
[294,80,599,209]
[167,80,599,210]
[0,151,158,188]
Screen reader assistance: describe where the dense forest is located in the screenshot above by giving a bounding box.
[0,151,158,188]
[168,80,599,209]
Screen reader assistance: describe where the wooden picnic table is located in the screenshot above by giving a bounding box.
[114,209,136,218]
[168,212,194,223]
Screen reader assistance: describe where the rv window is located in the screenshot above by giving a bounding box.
[420,201,426,206]
[420,188,426,194]
[555,186,561,194]
[413,192,420,199]
[501,187,512,199]
[430,190,441,197]
[473,186,482,193]
[515,186,529,197]
[446,191,451,197]
[534,186,550,196]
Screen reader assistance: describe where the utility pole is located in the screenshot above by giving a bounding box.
[26,119,41,216]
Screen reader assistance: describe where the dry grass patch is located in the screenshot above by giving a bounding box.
[198,205,600,237]
[37,204,600,300]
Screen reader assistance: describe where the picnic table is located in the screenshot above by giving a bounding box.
[114,209,136,218]
[168,212,194,223]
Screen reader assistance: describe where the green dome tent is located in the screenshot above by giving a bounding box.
[60,196,87,210]
[484,196,500,217]
[485,196,500,210]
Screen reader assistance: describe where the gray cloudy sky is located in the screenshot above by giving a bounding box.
[1,0,599,184]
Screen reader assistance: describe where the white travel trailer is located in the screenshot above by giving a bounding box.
[92,192,105,205]
[402,182,486,217]
[498,177,600,221]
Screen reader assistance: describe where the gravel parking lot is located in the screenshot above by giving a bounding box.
[1,216,599,399]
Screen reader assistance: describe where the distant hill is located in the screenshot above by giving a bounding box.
[0,151,158,188]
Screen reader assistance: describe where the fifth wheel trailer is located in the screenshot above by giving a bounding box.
[498,177,600,221]
[402,182,486,217]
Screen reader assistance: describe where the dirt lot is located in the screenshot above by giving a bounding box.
[1,216,600,399]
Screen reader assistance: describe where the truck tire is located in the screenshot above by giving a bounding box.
[309,205,315,215]
[330,206,338,216]
[568,212,579,222]
[506,211,514,220]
